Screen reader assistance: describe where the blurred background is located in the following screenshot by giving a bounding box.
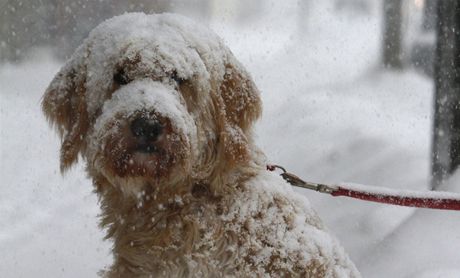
[0,0,436,71]
[1,0,460,277]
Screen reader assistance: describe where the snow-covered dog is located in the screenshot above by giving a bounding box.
[42,13,360,277]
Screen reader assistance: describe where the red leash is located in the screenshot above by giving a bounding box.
[267,164,460,211]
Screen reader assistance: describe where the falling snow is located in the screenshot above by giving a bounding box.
[1,1,460,277]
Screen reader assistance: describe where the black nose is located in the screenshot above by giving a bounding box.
[130,117,163,141]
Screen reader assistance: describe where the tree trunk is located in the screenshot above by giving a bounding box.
[431,0,460,188]
[382,0,403,69]
[422,0,437,32]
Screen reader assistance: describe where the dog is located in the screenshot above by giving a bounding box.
[42,13,360,277]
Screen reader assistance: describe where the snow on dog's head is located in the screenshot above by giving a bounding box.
[42,13,262,193]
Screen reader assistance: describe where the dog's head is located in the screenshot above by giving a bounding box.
[42,13,262,193]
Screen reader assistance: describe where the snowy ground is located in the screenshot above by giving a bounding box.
[1,2,460,277]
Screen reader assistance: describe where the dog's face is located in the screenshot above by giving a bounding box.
[42,13,262,193]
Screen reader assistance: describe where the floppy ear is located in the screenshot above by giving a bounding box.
[216,59,262,165]
[42,62,89,172]
[220,62,262,131]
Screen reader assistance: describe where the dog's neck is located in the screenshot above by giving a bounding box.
[92,163,260,276]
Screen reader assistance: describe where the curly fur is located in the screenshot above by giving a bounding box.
[42,13,360,277]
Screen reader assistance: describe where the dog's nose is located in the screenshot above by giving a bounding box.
[130,117,163,141]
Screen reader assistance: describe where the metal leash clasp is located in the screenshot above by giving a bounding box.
[267,164,336,194]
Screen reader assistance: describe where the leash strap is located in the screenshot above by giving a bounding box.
[267,164,460,211]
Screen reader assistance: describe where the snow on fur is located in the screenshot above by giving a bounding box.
[223,171,360,277]
[66,13,230,118]
[92,79,197,147]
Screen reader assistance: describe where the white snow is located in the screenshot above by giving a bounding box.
[0,54,111,277]
[1,2,460,277]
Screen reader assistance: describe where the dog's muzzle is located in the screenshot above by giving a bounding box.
[87,79,197,182]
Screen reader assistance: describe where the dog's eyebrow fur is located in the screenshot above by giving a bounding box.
[80,13,225,118]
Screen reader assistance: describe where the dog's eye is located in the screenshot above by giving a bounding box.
[113,69,129,85]
[171,71,185,86]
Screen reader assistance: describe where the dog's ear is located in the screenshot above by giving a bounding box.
[42,62,89,172]
[220,62,262,131]
[216,59,262,165]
